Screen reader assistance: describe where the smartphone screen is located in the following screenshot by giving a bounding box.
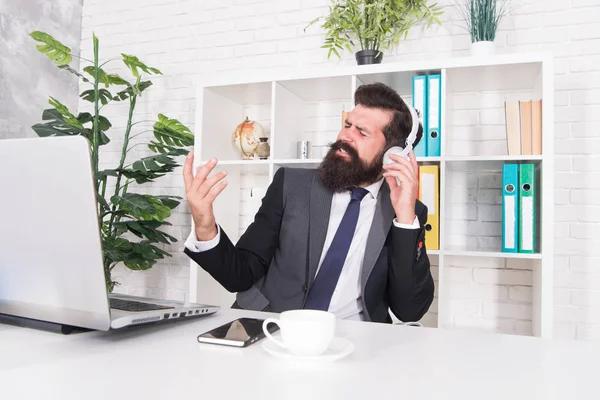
[197,317,279,347]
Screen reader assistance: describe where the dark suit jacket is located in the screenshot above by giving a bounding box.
[184,167,434,323]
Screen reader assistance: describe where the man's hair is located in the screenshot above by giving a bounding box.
[354,82,423,150]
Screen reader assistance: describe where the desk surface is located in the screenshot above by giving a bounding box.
[0,308,596,400]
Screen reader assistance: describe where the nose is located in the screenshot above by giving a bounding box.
[338,125,355,143]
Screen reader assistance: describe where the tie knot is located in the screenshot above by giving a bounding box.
[350,187,369,201]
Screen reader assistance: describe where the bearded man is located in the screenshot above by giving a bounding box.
[183,82,434,324]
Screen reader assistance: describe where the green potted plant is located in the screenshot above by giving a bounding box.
[29,31,194,292]
[455,0,509,56]
[306,0,443,65]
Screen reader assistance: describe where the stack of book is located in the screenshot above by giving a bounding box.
[504,100,542,155]
[501,163,537,254]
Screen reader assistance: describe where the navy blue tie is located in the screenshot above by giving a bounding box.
[304,187,369,311]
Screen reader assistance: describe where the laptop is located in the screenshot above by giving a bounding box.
[0,136,219,331]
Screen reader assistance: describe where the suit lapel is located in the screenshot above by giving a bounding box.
[307,174,333,287]
[361,182,395,292]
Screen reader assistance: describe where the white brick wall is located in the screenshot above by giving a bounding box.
[80,0,600,341]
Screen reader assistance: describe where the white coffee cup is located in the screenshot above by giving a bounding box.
[262,310,336,357]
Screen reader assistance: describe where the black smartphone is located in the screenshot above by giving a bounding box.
[197,317,279,348]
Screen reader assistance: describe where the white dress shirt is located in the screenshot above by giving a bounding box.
[184,178,420,321]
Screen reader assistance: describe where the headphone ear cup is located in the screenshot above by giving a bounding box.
[383,146,406,165]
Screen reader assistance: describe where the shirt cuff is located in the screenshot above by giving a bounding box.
[184,225,221,252]
[392,215,420,230]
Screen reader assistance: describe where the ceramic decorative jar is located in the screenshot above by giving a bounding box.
[232,116,265,160]
[256,137,270,160]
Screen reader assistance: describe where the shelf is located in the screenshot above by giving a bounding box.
[205,82,272,105]
[446,61,543,92]
[199,53,549,90]
[443,249,542,259]
[277,76,352,102]
[206,159,271,166]
[417,156,442,162]
[202,160,270,175]
[444,155,543,162]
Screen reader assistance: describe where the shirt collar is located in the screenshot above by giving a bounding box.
[362,177,384,200]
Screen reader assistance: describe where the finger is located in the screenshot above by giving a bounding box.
[408,151,419,178]
[190,158,217,193]
[383,168,416,186]
[205,180,228,203]
[385,175,399,191]
[197,170,228,199]
[385,154,414,173]
[183,152,194,191]
[382,160,416,182]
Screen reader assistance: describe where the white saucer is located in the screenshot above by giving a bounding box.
[262,337,354,362]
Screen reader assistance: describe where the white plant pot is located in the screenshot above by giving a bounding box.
[471,41,495,57]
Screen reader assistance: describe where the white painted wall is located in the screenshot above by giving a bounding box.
[80,0,600,341]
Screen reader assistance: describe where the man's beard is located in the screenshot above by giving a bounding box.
[317,140,384,193]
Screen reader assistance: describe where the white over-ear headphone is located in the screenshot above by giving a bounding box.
[382,103,420,165]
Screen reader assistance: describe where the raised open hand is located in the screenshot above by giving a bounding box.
[183,153,228,241]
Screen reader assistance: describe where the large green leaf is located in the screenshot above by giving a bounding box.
[122,54,162,78]
[113,80,152,101]
[103,237,170,271]
[153,114,194,149]
[49,97,83,129]
[80,88,113,105]
[147,141,190,155]
[32,108,90,138]
[30,31,72,66]
[156,195,182,210]
[83,66,130,87]
[125,242,171,270]
[118,168,166,184]
[113,220,177,244]
[132,153,177,172]
[119,152,183,184]
[77,112,112,133]
[102,237,132,264]
[111,193,171,221]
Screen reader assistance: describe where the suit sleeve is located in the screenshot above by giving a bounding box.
[386,203,434,322]
[184,167,285,293]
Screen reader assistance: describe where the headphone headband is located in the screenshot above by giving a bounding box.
[404,103,419,153]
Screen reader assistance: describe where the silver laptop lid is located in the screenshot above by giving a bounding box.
[0,136,111,330]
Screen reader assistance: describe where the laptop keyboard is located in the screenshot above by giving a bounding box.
[109,298,175,312]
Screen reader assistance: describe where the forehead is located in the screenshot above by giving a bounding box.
[348,105,392,135]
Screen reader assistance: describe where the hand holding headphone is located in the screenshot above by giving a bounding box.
[382,104,420,165]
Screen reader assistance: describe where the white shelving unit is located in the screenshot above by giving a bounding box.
[189,53,554,338]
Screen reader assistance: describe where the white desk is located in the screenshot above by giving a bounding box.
[0,308,597,399]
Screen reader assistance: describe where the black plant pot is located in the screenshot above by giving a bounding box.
[355,50,383,65]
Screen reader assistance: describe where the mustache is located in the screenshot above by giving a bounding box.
[330,140,359,159]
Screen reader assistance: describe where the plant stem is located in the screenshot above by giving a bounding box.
[113,179,130,226]
[92,34,101,195]
[108,95,137,237]
[99,57,121,69]
[126,142,150,153]
[101,177,107,204]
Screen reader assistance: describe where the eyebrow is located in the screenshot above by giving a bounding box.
[345,119,371,135]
